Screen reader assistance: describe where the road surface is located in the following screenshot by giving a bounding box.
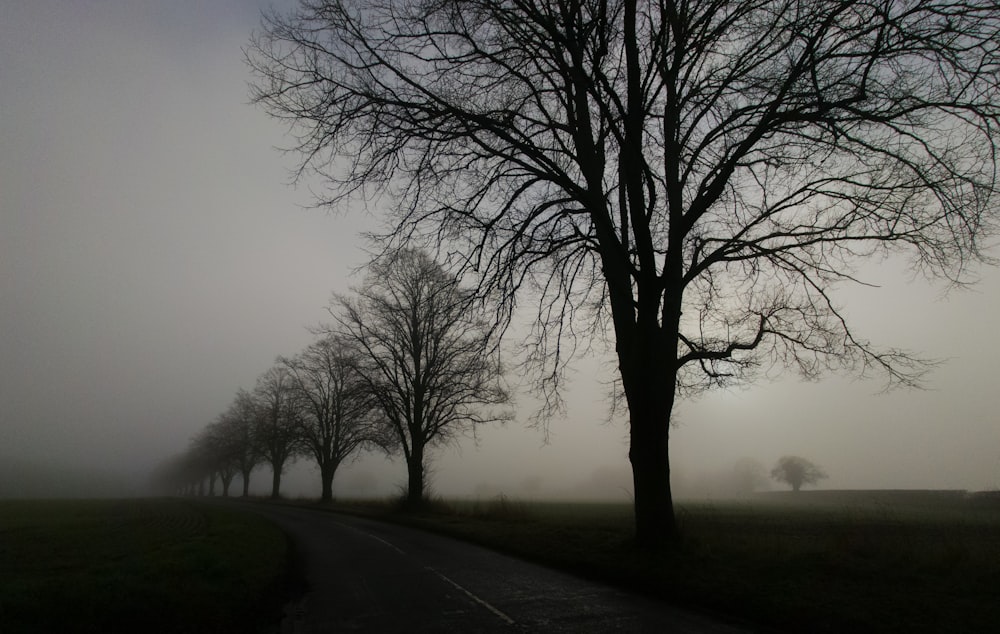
[233,502,751,633]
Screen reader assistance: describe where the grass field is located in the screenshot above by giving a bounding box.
[325,490,1000,633]
[0,498,289,634]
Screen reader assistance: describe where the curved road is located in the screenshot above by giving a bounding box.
[233,502,750,633]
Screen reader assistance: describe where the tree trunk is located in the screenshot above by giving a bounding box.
[406,443,425,507]
[629,407,678,548]
[617,331,681,548]
[320,459,339,503]
[242,469,251,497]
[271,466,282,499]
[620,286,681,548]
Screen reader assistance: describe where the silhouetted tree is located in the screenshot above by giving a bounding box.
[250,1,1000,547]
[155,403,257,498]
[771,455,828,492]
[198,417,242,497]
[252,365,302,499]
[330,249,510,507]
[188,428,221,496]
[281,334,378,502]
[225,389,262,497]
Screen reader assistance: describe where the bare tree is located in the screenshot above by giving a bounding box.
[179,433,213,496]
[252,365,302,499]
[249,1,1000,546]
[331,249,510,507]
[198,416,243,497]
[226,389,263,497]
[281,334,377,502]
[188,426,221,496]
[771,455,828,492]
[154,398,259,497]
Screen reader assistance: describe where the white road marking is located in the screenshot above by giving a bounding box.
[427,567,517,626]
[329,519,406,554]
[362,531,405,554]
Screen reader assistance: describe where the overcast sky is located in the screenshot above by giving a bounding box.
[2,0,998,499]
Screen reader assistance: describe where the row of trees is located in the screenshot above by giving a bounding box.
[152,250,510,504]
[248,0,1000,547]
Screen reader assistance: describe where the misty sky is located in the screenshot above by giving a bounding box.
[2,0,998,499]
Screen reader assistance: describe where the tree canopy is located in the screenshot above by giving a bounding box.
[771,455,828,491]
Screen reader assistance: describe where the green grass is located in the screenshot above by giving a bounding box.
[0,498,290,634]
[320,490,1000,633]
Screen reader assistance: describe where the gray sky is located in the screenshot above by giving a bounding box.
[2,0,998,499]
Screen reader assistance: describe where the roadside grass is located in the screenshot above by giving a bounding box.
[319,490,1000,633]
[0,498,289,634]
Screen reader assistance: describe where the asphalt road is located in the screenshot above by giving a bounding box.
[234,502,751,633]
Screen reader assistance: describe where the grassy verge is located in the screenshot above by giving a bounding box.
[311,492,1000,633]
[0,498,289,634]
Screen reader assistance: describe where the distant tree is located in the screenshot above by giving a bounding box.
[250,0,1000,547]
[331,249,510,507]
[771,455,828,492]
[225,389,263,497]
[188,428,221,496]
[252,365,302,499]
[198,417,241,497]
[154,403,258,498]
[281,334,378,502]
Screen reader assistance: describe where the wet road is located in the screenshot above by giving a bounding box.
[233,502,750,633]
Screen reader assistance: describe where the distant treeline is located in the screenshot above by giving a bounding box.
[755,488,1000,507]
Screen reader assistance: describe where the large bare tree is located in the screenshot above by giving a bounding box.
[249,1,1000,546]
[332,249,510,507]
[281,335,377,502]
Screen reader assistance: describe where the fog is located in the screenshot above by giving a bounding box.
[2,1,998,501]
